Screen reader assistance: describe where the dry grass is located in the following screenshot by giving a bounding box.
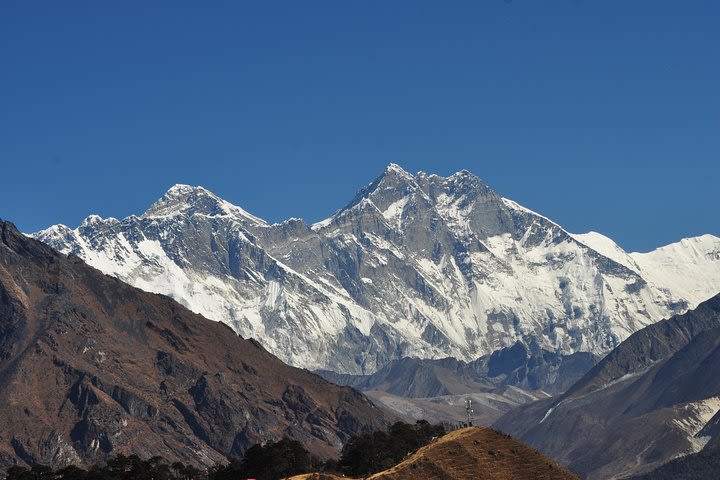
[289,427,579,480]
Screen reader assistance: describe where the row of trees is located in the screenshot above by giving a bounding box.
[4,421,446,480]
[208,438,322,480]
[6,456,205,480]
[339,419,446,475]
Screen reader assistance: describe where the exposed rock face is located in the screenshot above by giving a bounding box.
[34,165,720,374]
[495,294,720,480]
[0,221,394,472]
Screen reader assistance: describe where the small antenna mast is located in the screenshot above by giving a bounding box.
[464,398,474,427]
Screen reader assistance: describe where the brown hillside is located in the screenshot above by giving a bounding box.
[0,221,394,471]
[291,426,579,480]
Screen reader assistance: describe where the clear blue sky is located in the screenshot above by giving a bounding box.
[1,1,717,252]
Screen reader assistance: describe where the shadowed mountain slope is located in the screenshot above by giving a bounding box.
[0,221,394,472]
[495,294,720,480]
[626,446,720,480]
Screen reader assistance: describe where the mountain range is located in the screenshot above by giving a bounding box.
[35,165,720,375]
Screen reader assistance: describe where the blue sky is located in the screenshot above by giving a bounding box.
[1,1,717,252]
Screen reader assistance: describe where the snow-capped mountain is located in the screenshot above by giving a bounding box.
[34,165,720,374]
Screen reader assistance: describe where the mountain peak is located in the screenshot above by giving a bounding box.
[79,214,113,227]
[448,168,477,180]
[384,163,412,176]
[326,166,505,231]
[166,183,207,196]
[334,164,419,216]
[142,184,221,218]
[142,184,267,225]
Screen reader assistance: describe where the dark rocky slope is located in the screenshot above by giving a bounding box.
[627,446,720,480]
[0,221,393,472]
[495,294,720,479]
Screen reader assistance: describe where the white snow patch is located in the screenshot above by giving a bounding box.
[539,406,556,424]
[311,216,334,231]
[572,231,641,273]
[630,234,720,306]
[381,197,408,230]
